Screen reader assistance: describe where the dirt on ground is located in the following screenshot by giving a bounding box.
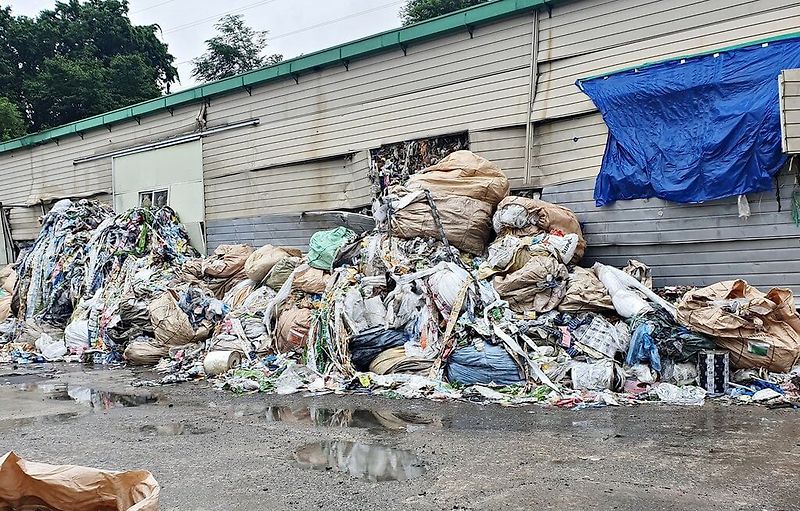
[1,363,798,511]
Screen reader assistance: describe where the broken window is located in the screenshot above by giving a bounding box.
[368,132,468,197]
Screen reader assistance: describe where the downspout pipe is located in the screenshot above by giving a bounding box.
[523,9,540,185]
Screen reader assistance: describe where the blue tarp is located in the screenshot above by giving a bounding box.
[577,37,800,207]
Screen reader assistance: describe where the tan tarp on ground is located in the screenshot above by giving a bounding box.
[493,255,568,313]
[149,290,211,346]
[391,190,493,256]
[406,150,510,206]
[677,280,800,373]
[0,451,159,511]
[493,197,586,263]
[558,266,615,313]
[369,346,433,375]
[245,245,302,283]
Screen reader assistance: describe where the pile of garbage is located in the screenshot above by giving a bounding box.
[2,150,800,409]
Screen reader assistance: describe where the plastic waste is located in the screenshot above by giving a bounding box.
[35,333,67,361]
[64,320,90,353]
[654,383,706,405]
[570,359,622,391]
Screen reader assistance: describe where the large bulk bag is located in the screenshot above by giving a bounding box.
[149,290,211,346]
[492,255,568,313]
[493,196,586,263]
[677,280,800,373]
[244,245,302,282]
[390,189,493,256]
[406,150,510,206]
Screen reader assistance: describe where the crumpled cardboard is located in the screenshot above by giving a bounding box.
[0,451,159,511]
[677,280,800,373]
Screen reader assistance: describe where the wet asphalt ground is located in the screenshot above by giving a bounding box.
[1,363,798,511]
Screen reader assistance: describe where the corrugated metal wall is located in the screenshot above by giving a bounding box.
[533,0,800,293]
[202,14,536,249]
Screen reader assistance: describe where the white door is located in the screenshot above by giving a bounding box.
[112,140,206,254]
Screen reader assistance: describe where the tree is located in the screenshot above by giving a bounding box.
[400,0,488,25]
[191,14,283,83]
[0,0,178,132]
[0,97,25,141]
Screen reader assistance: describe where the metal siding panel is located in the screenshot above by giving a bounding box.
[534,0,800,121]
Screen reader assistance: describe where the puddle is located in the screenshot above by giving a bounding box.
[240,406,441,431]
[294,440,426,481]
[139,423,213,436]
[17,382,158,411]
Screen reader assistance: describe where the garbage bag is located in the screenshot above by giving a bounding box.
[626,323,662,372]
[389,188,493,256]
[0,451,159,511]
[427,263,470,316]
[630,307,714,362]
[593,263,676,319]
[124,340,169,366]
[492,196,586,263]
[405,150,510,206]
[222,279,258,309]
[446,343,524,386]
[492,255,567,313]
[264,256,302,291]
[570,359,623,391]
[349,327,406,372]
[292,264,330,294]
[149,290,212,346]
[64,319,90,353]
[307,227,356,271]
[245,244,302,282]
[275,306,312,353]
[368,346,433,375]
[677,280,800,373]
[35,333,67,361]
[202,244,253,278]
[558,266,615,312]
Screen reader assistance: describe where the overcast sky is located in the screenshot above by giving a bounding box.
[8,0,404,90]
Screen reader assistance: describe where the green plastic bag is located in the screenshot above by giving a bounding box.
[307,227,356,271]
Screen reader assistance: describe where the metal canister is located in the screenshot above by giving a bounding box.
[697,350,730,396]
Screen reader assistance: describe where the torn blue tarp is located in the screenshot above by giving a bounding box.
[577,37,800,207]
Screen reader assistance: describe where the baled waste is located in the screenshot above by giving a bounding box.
[1,150,799,408]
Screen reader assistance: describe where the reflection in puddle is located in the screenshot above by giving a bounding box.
[240,406,441,431]
[139,423,213,436]
[294,440,426,481]
[17,383,158,410]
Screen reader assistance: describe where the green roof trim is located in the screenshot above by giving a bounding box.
[0,0,549,155]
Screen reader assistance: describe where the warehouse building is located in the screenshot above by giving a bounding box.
[1,0,799,292]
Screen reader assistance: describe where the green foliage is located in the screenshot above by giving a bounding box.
[0,0,178,134]
[400,0,488,25]
[0,97,25,142]
[191,14,283,83]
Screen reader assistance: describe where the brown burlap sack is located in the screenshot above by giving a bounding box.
[0,451,159,511]
[202,244,254,278]
[245,245,302,283]
[275,306,312,353]
[493,196,585,263]
[292,264,330,294]
[406,150,510,206]
[677,280,800,373]
[493,255,568,313]
[149,290,211,346]
[123,340,169,366]
[0,265,16,294]
[558,266,615,313]
[391,190,493,256]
